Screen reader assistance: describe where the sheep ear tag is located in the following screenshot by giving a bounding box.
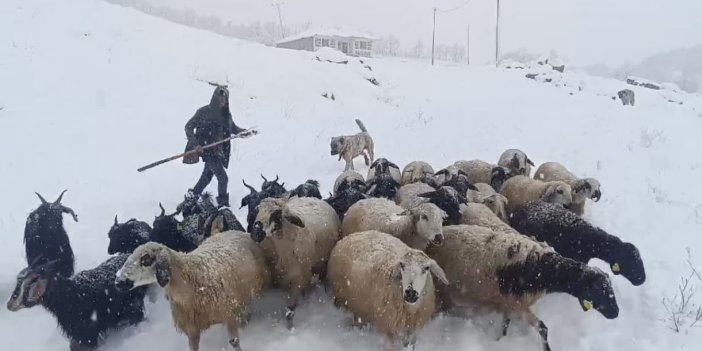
[581,299,593,312]
[611,263,621,274]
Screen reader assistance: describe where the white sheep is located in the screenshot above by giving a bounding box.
[499,175,573,212]
[466,182,510,223]
[328,230,448,351]
[453,159,512,191]
[115,232,271,351]
[533,161,602,216]
[497,149,535,176]
[333,170,366,196]
[427,225,620,351]
[342,198,447,250]
[249,196,341,329]
[401,161,435,186]
[396,182,436,209]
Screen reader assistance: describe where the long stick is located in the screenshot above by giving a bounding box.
[137,135,242,173]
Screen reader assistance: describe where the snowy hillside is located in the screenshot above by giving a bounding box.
[1,0,702,350]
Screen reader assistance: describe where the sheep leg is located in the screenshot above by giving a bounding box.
[383,334,398,351]
[187,332,201,351]
[401,333,417,350]
[526,312,551,351]
[284,289,300,330]
[227,320,242,351]
[69,339,95,351]
[497,316,511,340]
[344,154,354,171]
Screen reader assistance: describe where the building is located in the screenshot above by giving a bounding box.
[275,25,377,58]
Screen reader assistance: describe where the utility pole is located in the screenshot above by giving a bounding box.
[271,2,286,39]
[431,7,437,66]
[495,0,500,67]
[466,25,470,65]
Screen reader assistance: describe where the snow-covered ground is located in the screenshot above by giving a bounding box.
[1,0,701,350]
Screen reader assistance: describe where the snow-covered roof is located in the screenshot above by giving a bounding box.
[276,25,378,44]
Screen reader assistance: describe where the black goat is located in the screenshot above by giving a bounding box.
[7,255,149,351]
[260,173,287,196]
[106,217,152,255]
[509,200,646,286]
[25,191,78,278]
[150,203,198,253]
[325,188,369,221]
[240,177,288,232]
[288,179,322,199]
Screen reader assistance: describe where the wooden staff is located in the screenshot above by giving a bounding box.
[137,131,256,172]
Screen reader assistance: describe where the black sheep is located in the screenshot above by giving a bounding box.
[365,173,400,200]
[6,254,149,351]
[288,179,322,199]
[201,207,246,237]
[25,191,78,278]
[509,200,646,286]
[325,187,368,221]
[416,186,469,225]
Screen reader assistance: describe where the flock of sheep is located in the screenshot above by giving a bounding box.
[5,147,646,351]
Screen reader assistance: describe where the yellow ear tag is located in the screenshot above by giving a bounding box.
[611,263,621,273]
[582,300,593,311]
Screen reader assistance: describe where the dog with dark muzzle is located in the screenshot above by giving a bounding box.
[330,119,374,171]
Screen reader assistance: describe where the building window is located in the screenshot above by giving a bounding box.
[329,39,336,48]
[321,39,330,47]
[315,38,322,47]
[354,41,359,49]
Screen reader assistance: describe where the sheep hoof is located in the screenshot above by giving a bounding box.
[285,307,295,330]
[229,337,242,351]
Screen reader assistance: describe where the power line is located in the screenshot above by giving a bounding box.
[271,2,286,39]
[436,0,471,13]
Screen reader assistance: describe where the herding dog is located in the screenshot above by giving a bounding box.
[330,119,375,171]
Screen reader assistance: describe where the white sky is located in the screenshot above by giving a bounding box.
[144,0,702,66]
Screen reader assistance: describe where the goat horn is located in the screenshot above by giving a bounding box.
[114,215,119,225]
[274,174,279,182]
[242,179,256,193]
[35,192,49,204]
[159,202,166,216]
[54,189,68,204]
[61,205,78,222]
[260,173,268,182]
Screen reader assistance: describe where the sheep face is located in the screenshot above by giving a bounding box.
[250,199,303,243]
[489,167,512,192]
[368,158,401,183]
[289,180,322,199]
[107,217,152,255]
[482,194,509,223]
[574,178,602,202]
[575,267,619,319]
[610,242,645,286]
[392,251,448,305]
[115,243,170,290]
[7,267,46,311]
[542,182,573,208]
[401,204,447,246]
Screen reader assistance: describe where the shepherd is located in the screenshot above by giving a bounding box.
[183,84,256,208]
